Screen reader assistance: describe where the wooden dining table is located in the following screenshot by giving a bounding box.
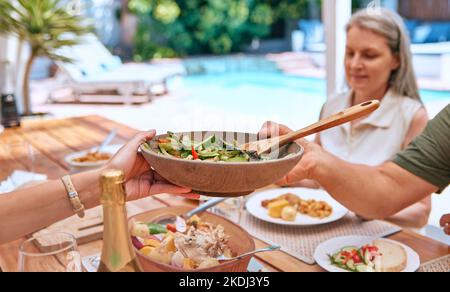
[0,115,448,272]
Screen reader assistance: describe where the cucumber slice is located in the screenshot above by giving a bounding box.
[333,253,346,265]
[346,259,356,271]
[363,250,372,265]
[181,151,191,159]
[336,259,346,265]
[337,264,351,271]
[356,265,375,272]
[198,151,219,159]
[363,250,376,268]
[329,260,351,272]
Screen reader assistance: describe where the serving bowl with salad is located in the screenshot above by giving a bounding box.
[140,131,304,197]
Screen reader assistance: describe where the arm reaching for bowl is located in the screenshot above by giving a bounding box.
[258,121,321,189]
[0,131,194,245]
[263,105,449,223]
[277,139,438,219]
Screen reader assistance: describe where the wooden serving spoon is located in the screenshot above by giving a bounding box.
[240,100,380,156]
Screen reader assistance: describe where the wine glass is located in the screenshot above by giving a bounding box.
[3,140,35,167]
[209,197,245,224]
[18,232,82,272]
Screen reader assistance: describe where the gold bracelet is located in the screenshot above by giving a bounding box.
[61,175,85,218]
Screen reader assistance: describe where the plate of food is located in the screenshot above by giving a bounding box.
[314,236,420,272]
[245,187,348,226]
[65,144,122,171]
[140,131,304,197]
[129,206,256,272]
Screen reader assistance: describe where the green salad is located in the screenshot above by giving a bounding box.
[328,244,382,272]
[153,132,262,162]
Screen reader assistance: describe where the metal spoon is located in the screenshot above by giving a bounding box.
[155,197,227,232]
[217,245,281,261]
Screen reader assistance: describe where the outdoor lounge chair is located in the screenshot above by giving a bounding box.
[298,20,325,52]
[50,34,186,104]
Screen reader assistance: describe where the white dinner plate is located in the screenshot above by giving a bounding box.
[245,187,348,226]
[64,144,123,170]
[314,235,420,272]
[0,125,4,135]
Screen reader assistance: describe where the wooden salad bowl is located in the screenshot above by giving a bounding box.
[129,206,256,272]
[140,131,304,197]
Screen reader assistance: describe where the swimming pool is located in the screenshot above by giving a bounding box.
[421,88,450,103]
[170,72,326,126]
[168,71,450,130]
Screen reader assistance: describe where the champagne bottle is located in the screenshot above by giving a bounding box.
[0,61,20,128]
[97,169,143,272]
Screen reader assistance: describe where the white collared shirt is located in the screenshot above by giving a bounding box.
[319,89,423,166]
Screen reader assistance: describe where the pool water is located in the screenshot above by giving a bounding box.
[421,88,450,103]
[168,71,450,130]
[169,72,326,131]
[177,72,324,117]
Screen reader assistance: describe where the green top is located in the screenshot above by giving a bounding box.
[393,104,450,193]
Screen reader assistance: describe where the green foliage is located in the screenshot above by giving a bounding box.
[352,0,366,11]
[0,0,92,115]
[0,0,92,62]
[129,0,320,60]
[274,0,321,20]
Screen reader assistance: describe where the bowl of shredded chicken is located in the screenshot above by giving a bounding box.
[129,206,255,272]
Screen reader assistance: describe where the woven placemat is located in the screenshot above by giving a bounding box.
[418,254,450,272]
[240,212,402,265]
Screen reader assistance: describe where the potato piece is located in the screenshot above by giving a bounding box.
[161,234,177,253]
[281,206,297,221]
[268,199,290,218]
[139,246,155,256]
[183,258,197,270]
[188,215,202,224]
[148,248,173,265]
[222,248,234,259]
[143,238,161,248]
[131,222,149,238]
[198,258,220,269]
[280,193,301,206]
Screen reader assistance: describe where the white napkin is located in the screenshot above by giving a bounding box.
[0,170,47,194]
[82,253,101,272]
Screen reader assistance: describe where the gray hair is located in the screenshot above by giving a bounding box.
[346,8,421,102]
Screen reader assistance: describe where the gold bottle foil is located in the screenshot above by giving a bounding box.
[97,169,143,272]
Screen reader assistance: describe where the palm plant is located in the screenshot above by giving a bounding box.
[0,0,92,116]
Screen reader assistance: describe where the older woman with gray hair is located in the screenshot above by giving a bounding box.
[260,8,431,229]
